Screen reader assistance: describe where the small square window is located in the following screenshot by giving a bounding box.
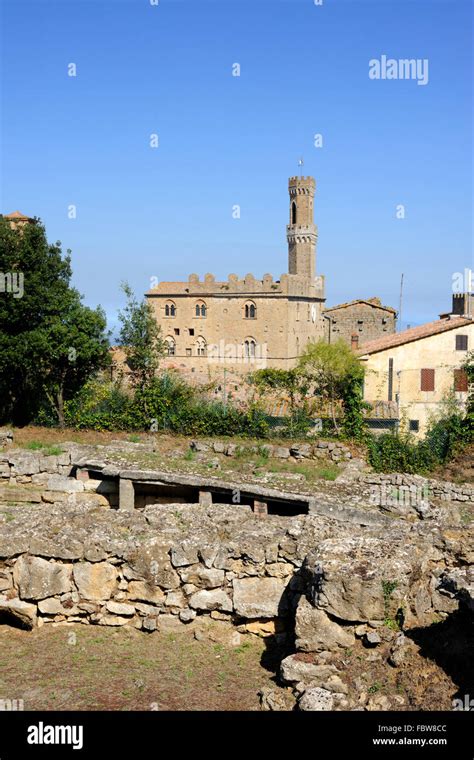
[409,420,419,432]
[189,328,195,336]
[456,334,468,351]
[174,328,180,336]
[185,348,192,356]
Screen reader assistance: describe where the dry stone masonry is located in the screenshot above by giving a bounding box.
[0,441,472,711]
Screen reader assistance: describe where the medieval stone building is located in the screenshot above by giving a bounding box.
[146,176,326,374]
[323,298,397,348]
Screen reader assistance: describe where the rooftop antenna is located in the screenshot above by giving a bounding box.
[398,273,404,332]
[298,157,304,177]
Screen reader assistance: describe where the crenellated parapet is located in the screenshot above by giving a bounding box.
[288,176,316,196]
[148,272,288,296]
[146,270,325,300]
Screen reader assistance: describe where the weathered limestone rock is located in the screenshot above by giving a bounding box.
[0,429,13,448]
[119,478,134,511]
[73,562,118,601]
[0,485,43,504]
[439,568,474,612]
[165,591,186,608]
[298,687,334,711]
[126,581,165,605]
[126,543,180,590]
[98,614,130,626]
[302,539,412,622]
[273,446,290,459]
[0,462,10,478]
[280,655,337,685]
[233,577,288,619]
[0,597,37,628]
[244,619,280,637]
[142,616,157,632]
[9,454,40,476]
[265,562,292,578]
[388,633,408,667]
[179,565,224,589]
[295,597,355,652]
[106,601,135,616]
[364,631,382,647]
[289,444,312,460]
[46,475,84,493]
[259,687,296,711]
[13,555,72,600]
[189,589,232,612]
[38,598,80,616]
[0,570,12,592]
[170,542,199,568]
[179,608,196,623]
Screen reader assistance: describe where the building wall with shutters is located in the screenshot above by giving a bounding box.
[359,322,474,437]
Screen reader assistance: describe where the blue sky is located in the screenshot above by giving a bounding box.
[1,0,472,335]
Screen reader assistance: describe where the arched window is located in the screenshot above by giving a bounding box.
[244,301,256,319]
[196,337,207,356]
[165,301,176,317]
[195,300,207,318]
[291,201,297,225]
[165,336,176,356]
[244,338,257,359]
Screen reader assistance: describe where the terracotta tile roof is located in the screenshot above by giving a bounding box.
[324,298,397,314]
[357,316,472,355]
[4,210,32,220]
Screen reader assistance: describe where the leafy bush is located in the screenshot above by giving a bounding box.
[63,379,139,431]
[424,412,471,462]
[366,411,473,474]
[366,433,438,474]
[62,374,270,437]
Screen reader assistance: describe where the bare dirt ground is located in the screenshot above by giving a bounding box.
[0,624,279,711]
[0,614,470,712]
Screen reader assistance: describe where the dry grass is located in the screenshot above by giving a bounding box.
[0,624,277,711]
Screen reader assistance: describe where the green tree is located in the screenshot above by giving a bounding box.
[0,217,110,426]
[462,350,474,440]
[117,282,165,391]
[298,338,367,436]
[249,368,309,416]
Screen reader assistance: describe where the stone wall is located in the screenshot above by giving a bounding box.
[0,440,472,711]
[323,299,396,346]
[361,472,474,505]
[0,446,118,509]
[0,493,472,711]
[190,438,354,463]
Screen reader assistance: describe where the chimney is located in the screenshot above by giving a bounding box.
[351,334,359,351]
[452,292,474,318]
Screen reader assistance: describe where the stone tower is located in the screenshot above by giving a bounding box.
[286,176,317,280]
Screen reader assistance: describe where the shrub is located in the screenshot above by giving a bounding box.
[62,374,270,438]
[366,433,438,474]
[63,379,139,431]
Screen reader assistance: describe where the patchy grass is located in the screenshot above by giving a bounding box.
[0,624,275,711]
[22,441,63,456]
[9,427,344,496]
[267,460,340,483]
